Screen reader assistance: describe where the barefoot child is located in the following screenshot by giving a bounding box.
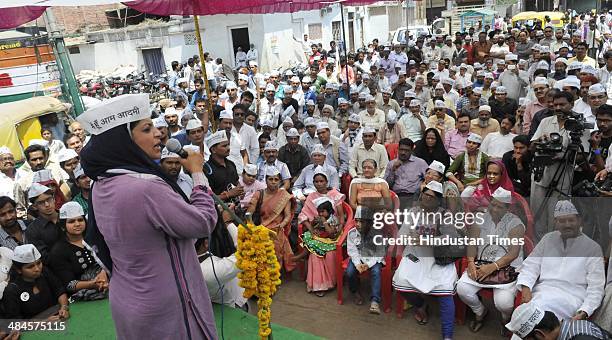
[345,206,385,314]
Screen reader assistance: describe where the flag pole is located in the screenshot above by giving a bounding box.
[193,15,216,132]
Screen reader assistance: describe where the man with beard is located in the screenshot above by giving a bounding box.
[160,148,194,197]
[0,196,27,249]
[25,183,60,263]
[589,104,612,173]
[256,141,291,190]
[573,76,600,127]
[15,145,66,194]
[163,107,182,136]
[335,98,351,132]
[63,133,83,155]
[348,126,389,178]
[549,58,568,81]
[480,115,517,159]
[383,138,428,208]
[70,165,92,216]
[470,105,500,140]
[489,86,518,122]
[278,128,310,184]
[391,72,411,104]
[549,28,565,53]
[299,117,320,154]
[316,122,349,177]
[516,200,604,321]
[218,111,248,175]
[502,135,533,197]
[377,87,401,116]
[342,114,364,155]
[446,133,489,193]
[523,77,551,135]
[530,91,590,238]
[472,32,492,64]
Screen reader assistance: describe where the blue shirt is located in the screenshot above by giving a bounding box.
[189,91,207,110]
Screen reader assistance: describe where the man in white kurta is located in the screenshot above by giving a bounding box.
[516,200,605,320]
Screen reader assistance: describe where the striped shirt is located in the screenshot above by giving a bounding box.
[558,320,609,340]
[0,220,27,250]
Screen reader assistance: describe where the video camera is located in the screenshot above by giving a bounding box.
[564,111,595,140]
[573,175,612,197]
[532,132,563,182]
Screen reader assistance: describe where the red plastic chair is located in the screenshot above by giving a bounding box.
[336,191,399,313]
[455,192,536,325]
[296,201,354,281]
[340,173,352,198]
[385,143,399,160]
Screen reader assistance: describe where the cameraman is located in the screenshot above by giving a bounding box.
[590,104,612,174]
[530,91,591,238]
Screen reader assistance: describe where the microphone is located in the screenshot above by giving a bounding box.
[166,138,188,159]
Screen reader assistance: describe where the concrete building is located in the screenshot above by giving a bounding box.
[65,3,411,74]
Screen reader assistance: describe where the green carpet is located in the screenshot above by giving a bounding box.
[23,299,322,339]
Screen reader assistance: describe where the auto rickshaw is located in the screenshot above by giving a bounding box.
[512,11,567,30]
[0,96,71,163]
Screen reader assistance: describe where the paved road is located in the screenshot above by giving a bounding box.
[270,276,505,340]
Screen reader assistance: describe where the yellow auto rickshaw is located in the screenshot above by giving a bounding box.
[512,11,567,30]
[0,96,71,163]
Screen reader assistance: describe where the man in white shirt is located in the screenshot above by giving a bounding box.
[219,110,249,175]
[517,200,605,321]
[246,44,258,66]
[398,99,427,142]
[258,84,282,128]
[197,208,246,308]
[489,35,510,65]
[231,104,259,164]
[160,148,195,197]
[389,44,408,74]
[235,47,247,69]
[480,116,517,159]
[359,95,386,131]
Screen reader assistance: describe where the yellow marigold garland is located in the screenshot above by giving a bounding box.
[236,223,281,339]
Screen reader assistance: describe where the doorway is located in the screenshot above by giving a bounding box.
[230,27,250,58]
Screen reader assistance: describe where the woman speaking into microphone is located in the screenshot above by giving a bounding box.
[78,94,218,339]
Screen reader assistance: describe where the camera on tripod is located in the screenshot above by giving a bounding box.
[564,111,595,139]
[573,175,612,197]
[532,132,563,182]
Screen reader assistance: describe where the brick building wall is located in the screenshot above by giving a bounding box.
[52,5,123,34]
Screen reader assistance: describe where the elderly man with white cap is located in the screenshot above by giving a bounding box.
[377,109,407,145]
[316,122,349,176]
[293,144,340,200]
[426,100,456,139]
[256,141,291,190]
[341,114,364,155]
[522,77,550,135]
[348,126,389,178]
[506,301,609,340]
[377,87,401,116]
[457,187,526,331]
[399,99,427,142]
[218,110,249,175]
[299,117,321,154]
[0,147,23,203]
[278,128,311,183]
[470,105,500,140]
[516,200,605,322]
[359,94,386,131]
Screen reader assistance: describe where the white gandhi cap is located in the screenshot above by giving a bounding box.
[59,201,85,219]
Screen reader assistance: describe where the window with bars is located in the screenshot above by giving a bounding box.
[332,21,341,42]
[308,23,322,40]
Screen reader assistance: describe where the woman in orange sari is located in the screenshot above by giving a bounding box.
[247,168,296,273]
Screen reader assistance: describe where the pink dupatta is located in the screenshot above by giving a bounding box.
[469,160,514,209]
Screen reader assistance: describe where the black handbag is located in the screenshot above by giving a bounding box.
[251,189,264,225]
[474,244,518,285]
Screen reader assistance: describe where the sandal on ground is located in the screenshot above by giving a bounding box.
[413,305,429,325]
[315,291,326,297]
[469,308,488,333]
[369,301,381,314]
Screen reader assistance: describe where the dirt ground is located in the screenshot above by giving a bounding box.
[270,276,505,340]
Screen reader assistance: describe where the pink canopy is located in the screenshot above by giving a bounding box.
[0,0,381,29]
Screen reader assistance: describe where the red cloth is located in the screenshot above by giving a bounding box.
[0,1,382,28]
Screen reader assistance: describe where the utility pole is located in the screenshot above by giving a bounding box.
[44,8,84,115]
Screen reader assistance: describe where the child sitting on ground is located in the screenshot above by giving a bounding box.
[345,206,385,314]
